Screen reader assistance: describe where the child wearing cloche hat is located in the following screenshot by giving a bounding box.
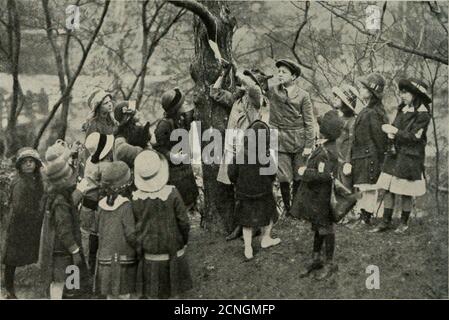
[2,147,44,299]
[132,150,192,299]
[93,161,137,299]
[291,110,344,280]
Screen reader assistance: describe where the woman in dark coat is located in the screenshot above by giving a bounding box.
[291,110,344,280]
[2,148,45,299]
[371,78,432,234]
[350,73,389,228]
[228,120,280,260]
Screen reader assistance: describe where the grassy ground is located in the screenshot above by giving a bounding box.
[1,205,447,299]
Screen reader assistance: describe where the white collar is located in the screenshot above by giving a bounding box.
[132,185,175,201]
[99,195,129,211]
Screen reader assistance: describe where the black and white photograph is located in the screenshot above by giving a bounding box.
[0,0,448,302]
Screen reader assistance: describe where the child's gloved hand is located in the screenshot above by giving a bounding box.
[298,166,307,176]
[318,162,325,173]
[343,163,352,175]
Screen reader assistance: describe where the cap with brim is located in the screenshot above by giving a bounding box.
[134,150,169,193]
[332,86,357,112]
[275,59,301,77]
[85,132,114,163]
[398,78,432,104]
[358,73,385,99]
[16,147,42,169]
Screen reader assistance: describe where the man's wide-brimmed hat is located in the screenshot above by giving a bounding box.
[85,132,115,164]
[398,78,432,104]
[332,85,359,112]
[358,73,385,99]
[134,150,169,193]
[275,59,301,78]
[15,147,42,169]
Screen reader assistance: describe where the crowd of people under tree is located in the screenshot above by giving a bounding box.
[1,57,432,299]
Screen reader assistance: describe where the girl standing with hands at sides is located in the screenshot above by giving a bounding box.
[349,73,389,229]
[227,120,280,260]
[371,78,432,234]
[292,110,344,280]
[94,161,137,299]
[2,148,45,299]
[132,150,192,299]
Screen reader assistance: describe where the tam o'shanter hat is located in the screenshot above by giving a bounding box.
[398,77,432,104]
[85,132,115,164]
[45,139,71,162]
[134,150,169,193]
[275,59,301,78]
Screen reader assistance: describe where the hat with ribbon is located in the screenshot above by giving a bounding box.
[85,132,115,164]
[161,88,187,116]
[398,78,432,104]
[358,73,385,99]
[332,85,359,112]
[134,150,169,193]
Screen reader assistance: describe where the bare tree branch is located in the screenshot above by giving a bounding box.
[34,0,111,148]
[318,1,448,65]
[291,1,313,70]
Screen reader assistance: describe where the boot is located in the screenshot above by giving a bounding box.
[280,182,291,217]
[4,289,17,299]
[226,225,242,241]
[314,261,338,280]
[370,208,393,233]
[299,252,323,278]
[395,211,411,234]
[358,209,373,228]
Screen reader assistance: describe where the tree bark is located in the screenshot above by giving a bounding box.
[169,0,236,233]
[5,0,21,157]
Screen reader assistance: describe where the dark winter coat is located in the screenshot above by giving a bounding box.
[267,83,315,153]
[381,104,430,181]
[49,186,82,256]
[2,173,45,266]
[83,116,117,137]
[351,99,388,185]
[228,151,278,227]
[154,118,198,207]
[132,186,190,256]
[291,141,338,227]
[336,115,356,189]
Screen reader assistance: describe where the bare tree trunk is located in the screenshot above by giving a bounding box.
[5,0,21,156]
[169,0,236,233]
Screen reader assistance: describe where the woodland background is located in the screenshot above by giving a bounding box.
[0,0,448,299]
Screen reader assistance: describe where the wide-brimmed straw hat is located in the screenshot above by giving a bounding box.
[134,150,169,192]
[398,78,432,104]
[332,85,359,112]
[85,132,115,163]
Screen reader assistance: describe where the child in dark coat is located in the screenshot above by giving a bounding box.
[132,150,192,299]
[94,161,137,299]
[228,120,280,260]
[372,78,432,234]
[292,110,344,280]
[2,148,44,299]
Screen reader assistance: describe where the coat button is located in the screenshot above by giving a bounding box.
[365,149,369,153]
[370,161,374,165]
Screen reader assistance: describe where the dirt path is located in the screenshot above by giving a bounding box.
[2,210,447,299]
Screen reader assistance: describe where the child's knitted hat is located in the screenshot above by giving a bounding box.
[101,161,131,190]
[15,147,42,169]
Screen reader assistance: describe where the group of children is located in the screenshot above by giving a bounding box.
[1,57,432,297]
